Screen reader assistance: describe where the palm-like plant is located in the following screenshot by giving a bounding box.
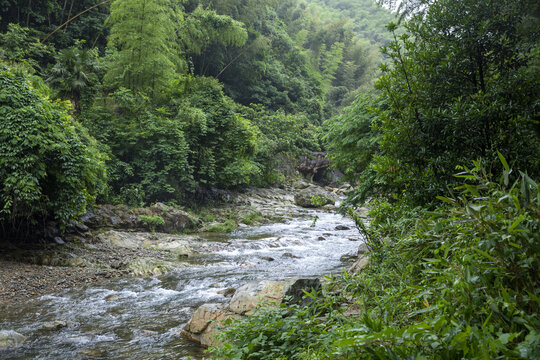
[47,43,100,113]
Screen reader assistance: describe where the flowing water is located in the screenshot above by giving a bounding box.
[0,209,363,359]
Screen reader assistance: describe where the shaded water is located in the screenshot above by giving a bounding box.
[0,210,363,359]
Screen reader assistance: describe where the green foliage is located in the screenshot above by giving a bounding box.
[310,195,327,207]
[166,75,260,189]
[181,5,248,56]
[0,62,106,239]
[82,88,194,204]
[206,219,236,233]
[327,0,540,207]
[0,0,110,50]
[240,210,263,225]
[0,24,54,71]
[46,41,101,112]
[139,215,164,232]
[212,163,540,358]
[105,0,184,96]
[242,105,321,185]
[323,94,378,183]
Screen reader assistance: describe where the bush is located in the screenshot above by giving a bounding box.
[0,62,106,240]
[82,88,195,204]
[139,215,165,232]
[166,76,260,189]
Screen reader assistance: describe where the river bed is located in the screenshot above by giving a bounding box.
[0,209,363,359]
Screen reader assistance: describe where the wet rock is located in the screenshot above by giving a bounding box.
[182,278,321,347]
[78,349,104,358]
[335,225,350,231]
[293,180,311,190]
[78,203,199,234]
[340,254,357,262]
[322,204,337,211]
[180,303,240,348]
[140,329,158,337]
[261,256,275,262]
[42,320,68,331]
[105,294,121,301]
[75,223,89,233]
[110,260,125,270]
[69,257,84,267]
[54,236,65,245]
[349,255,370,274]
[228,280,292,315]
[282,252,300,259]
[0,330,27,350]
[294,186,337,208]
[357,243,370,256]
[217,288,236,298]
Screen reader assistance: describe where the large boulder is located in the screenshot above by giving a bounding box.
[143,203,199,233]
[0,330,27,350]
[78,203,199,233]
[180,304,240,348]
[181,278,321,347]
[294,186,337,208]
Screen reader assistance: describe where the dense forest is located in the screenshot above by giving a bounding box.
[1,0,539,358]
[0,0,394,239]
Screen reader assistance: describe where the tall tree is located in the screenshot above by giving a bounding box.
[104,0,183,95]
[361,0,539,204]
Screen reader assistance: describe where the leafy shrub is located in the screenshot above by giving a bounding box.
[0,62,106,240]
[243,105,321,186]
[82,88,195,204]
[166,76,260,189]
[139,215,165,232]
[240,210,264,225]
[206,220,236,233]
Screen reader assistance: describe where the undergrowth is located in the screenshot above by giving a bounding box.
[210,159,539,359]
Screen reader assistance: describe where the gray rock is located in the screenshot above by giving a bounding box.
[357,243,370,255]
[335,225,350,230]
[42,320,68,331]
[54,236,65,244]
[0,330,27,350]
[293,180,311,190]
[78,203,199,234]
[282,252,300,259]
[294,186,337,208]
[75,223,89,232]
[349,255,370,274]
[217,288,236,298]
[228,280,292,315]
[182,278,322,347]
[283,278,321,306]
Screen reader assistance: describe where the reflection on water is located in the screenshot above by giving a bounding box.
[0,210,363,359]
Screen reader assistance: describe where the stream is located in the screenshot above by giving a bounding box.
[0,209,363,359]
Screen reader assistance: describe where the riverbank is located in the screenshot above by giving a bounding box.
[0,184,351,306]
